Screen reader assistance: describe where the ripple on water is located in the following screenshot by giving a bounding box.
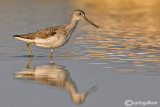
[68,1,160,73]
[1,0,160,74]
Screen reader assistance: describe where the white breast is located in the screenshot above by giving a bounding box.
[34,26,75,48]
[35,35,66,48]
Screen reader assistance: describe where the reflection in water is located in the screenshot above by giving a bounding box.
[15,57,97,104]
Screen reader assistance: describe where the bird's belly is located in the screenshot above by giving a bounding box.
[35,36,67,48]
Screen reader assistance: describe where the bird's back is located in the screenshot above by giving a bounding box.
[13,26,62,40]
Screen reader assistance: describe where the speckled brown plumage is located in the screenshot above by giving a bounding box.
[13,26,62,39]
[13,10,99,57]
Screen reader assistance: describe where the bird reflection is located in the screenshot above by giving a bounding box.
[14,57,97,104]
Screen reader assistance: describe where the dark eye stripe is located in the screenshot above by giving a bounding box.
[79,13,81,15]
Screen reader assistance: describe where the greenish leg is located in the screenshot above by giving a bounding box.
[50,49,53,58]
[50,49,53,63]
[26,42,33,57]
[26,56,33,69]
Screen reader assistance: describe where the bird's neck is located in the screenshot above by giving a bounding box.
[67,18,79,29]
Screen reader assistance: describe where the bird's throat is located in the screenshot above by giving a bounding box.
[67,18,79,29]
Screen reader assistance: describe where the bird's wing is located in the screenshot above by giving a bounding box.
[14,26,61,40]
[34,26,60,39]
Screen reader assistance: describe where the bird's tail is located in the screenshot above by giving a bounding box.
[13,35,20,38]
[13,35,34,42]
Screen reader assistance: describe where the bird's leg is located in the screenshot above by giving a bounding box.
[26,42,33,57]
[26,56,33,69]
[50,48,53,58]
[50,49,54,63]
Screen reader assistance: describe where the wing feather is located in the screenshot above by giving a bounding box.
[14,26,61,40]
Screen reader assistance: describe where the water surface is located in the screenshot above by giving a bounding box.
[0,0,160,107]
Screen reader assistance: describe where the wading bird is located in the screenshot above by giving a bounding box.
[13,10,99,58]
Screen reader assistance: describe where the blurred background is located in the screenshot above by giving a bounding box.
[0,0,160,107]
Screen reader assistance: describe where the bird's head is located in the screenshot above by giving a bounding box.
[70,85,98,104]
[72,10,99,28]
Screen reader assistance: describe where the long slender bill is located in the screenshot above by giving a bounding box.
[83,16,99,28]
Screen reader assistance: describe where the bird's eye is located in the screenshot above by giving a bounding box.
[79,13,81,15]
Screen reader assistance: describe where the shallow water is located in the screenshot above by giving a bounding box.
[0,0,160,107]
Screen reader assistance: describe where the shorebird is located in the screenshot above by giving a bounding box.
[13,10,99,57]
